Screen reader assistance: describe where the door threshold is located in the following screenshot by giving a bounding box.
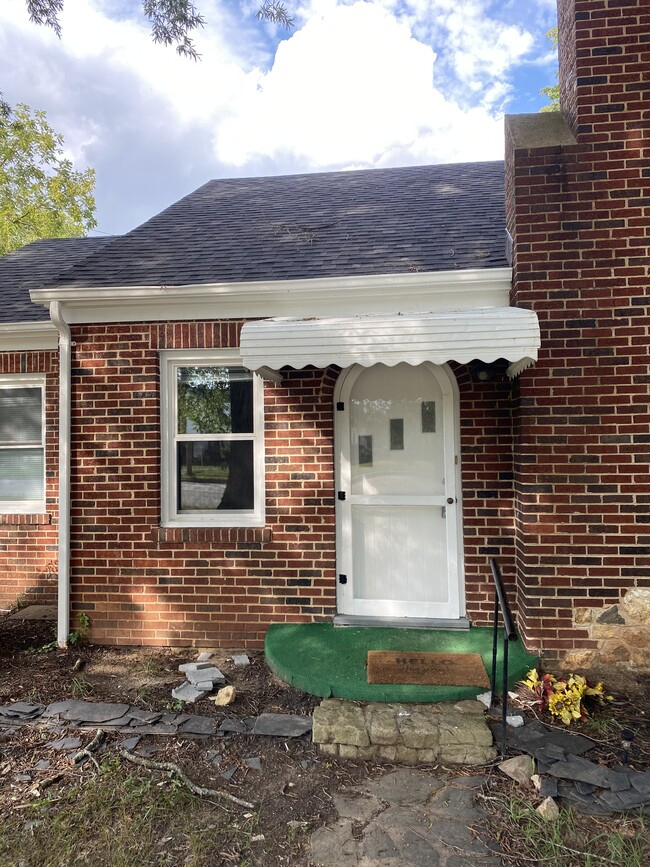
[333,615,470,630]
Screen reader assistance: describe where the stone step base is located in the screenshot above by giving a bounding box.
[312,698,496,765]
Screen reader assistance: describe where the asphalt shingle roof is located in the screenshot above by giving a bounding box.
[0,237,115,323]
[52,161,507,289]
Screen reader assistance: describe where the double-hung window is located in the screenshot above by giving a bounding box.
[161,351,265,527]
[0,375,46,513]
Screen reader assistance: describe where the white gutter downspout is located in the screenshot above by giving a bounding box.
[50,301,72,648]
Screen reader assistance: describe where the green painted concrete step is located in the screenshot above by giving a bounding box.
[265,623,538,703]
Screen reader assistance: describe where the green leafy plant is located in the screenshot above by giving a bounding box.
[520,668,612,725]
[29,612,91,653]
[68,612,91,645]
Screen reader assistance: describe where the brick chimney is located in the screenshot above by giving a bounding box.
[503,0,650,672]
[557,0,647,140]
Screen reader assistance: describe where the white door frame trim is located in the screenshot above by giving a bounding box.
[334,362,465,619]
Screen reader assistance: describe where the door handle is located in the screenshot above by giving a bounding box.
[447,497,454,505]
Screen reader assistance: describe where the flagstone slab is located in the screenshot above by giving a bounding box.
[0,702,44,718]
[219,718,251,733]
[45,700,131,723]
[124,724,178,736]
[127,709,163,723]
[546,755,612,788]
[99,715,134,727]
[185,666,225,685]
[46,737,83,750]
[171,682,210,703]
[179,716,218,736]
[252,713,312,737]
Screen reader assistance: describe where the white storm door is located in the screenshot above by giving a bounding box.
[337,363,461,619]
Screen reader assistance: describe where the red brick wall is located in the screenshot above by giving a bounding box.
[63,320,515,647]
[457,363,517,625]
[69,322,339,647]
[0,351,59,608]
[506,0,650,660]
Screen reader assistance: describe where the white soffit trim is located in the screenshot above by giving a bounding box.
[0,322,59,351]
[29,268,513,324]
[240,308,540,372]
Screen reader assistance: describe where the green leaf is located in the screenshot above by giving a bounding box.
[0,102,96,256]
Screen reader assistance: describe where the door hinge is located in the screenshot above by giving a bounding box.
[441,506,446,519]
[336,401,345,411]
[337,491,347,501]
[338,574,348,584]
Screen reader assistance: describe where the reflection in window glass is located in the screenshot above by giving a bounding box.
[0,388,42,443]
[0,449,44,501]
[177,367,253,435]
[177,441,254,511]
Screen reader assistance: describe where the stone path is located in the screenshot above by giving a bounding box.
[0,699,312,739]
[310,768,502,866]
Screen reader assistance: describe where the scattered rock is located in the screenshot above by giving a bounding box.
[211,686,236,706]
[498,754,534,785]
[220,765,237,781]
[178,662,215,673]
[506,715,525,728]
[171,682,210,703]
[120,736,141,751]
[536,797,560,821]
[184,666,226,686]
[233,654,250,666]
[196,652,213,662]
[476,691,492,708]
[244,756,262,771]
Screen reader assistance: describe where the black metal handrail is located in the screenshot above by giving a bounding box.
[489,557,519,757]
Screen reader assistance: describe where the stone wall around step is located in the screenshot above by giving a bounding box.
[312,698,497,764]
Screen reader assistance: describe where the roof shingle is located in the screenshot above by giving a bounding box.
[0,237,115,323]
[52,161,507,289]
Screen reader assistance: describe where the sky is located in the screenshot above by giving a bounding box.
[0,0,558,236]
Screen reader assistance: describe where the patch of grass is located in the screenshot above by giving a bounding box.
[71,675,93,698]
[137,655,168,677]
[494,796,648,866]
[0,756,260,867]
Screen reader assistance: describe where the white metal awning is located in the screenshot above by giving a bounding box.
[240,308,540,379]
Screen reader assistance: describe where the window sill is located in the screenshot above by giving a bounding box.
[0,513,51,526]
[153,526,272,544]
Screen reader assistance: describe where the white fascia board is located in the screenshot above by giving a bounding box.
[29,268,513,324]
[0,322,59,351]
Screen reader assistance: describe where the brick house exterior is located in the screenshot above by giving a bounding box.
[505,0,650,671]
[0,0,648,672]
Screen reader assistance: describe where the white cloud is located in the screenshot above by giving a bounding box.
[0,0,546,234]
[216,2,504,168]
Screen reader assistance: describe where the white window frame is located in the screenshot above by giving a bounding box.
[160,350,265,528]
[0,374,46,514]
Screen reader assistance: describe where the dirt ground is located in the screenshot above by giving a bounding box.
[0,613,648,866]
